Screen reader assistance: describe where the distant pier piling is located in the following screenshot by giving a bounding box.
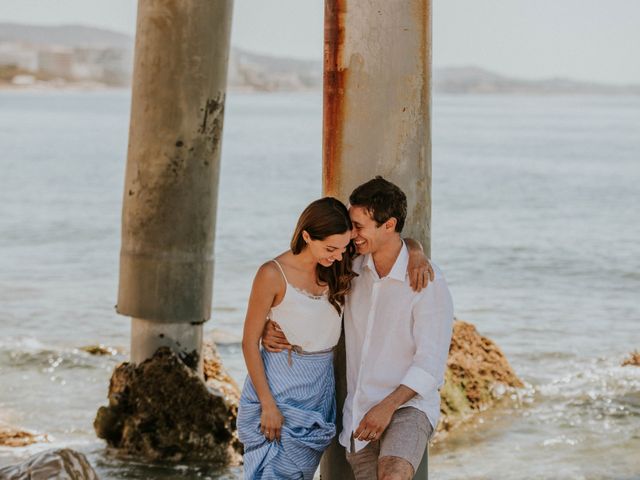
[320,0,433,478]
[117,0,234,373]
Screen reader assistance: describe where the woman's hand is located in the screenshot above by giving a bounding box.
[260,401,284,442]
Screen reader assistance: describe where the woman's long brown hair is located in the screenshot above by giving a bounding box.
[290,197,356,314]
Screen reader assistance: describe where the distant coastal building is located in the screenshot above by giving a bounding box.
[38,48,74,78]
[0,41,134,85]
[69,47,133,84]
[72,47,107,80]
[99,48,133,86]
[0,42,38,71]
[11,74,36,86]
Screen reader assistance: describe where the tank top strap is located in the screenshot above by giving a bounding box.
[271,259,289,284]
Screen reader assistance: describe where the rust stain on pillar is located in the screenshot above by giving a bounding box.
[322,0,348,198]
[321,0,432,255]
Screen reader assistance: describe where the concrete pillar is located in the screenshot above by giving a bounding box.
[117,0,234,374]
[320,0,432,478]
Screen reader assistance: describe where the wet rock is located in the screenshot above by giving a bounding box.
[622,350,640,367]
[202,342,241,407]
[439,320,524,434]
[0,448,98,479]
[0,426,46,447]
[94,345,241,464]
[80,345,121,356]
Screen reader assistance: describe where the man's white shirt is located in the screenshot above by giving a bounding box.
[338,242,454,453]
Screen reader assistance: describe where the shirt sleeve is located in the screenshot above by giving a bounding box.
[400,274,454,399]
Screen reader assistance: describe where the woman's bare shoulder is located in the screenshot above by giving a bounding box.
[256,260,281,279]
[255,255,289,287]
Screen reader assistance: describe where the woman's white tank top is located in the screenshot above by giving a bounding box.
[269,260,342,352]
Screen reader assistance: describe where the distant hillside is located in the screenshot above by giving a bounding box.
[434,66,640,95]
[0,22,132,49]
[228,48,321,91]
[1,23,639,94]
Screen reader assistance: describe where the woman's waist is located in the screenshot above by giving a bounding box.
[262,346,335,367]
[262,345,335,358]
[290,345,335,356]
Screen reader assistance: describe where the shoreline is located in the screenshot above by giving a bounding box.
[0,82,320,94]
[3,82,640,96]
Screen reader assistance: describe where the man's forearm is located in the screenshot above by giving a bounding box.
[404,237,424,254]
[380,384,417,410]
[354,384,419,440]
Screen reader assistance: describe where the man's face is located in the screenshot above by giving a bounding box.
[348,205,383,255]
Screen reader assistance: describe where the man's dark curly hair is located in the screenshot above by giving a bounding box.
[349,176,407,233]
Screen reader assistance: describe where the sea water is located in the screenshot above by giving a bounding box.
[1,90,639,479]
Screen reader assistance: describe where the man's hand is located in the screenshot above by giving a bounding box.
[404,238,434,292]
[261,319,292,352]
[353,401,395,442]
[408,251,434,292]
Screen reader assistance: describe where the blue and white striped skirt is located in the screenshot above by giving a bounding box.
[237,348,336,480]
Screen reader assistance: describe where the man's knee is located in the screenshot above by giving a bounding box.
[378,455,414,480]
[346,441,380,480]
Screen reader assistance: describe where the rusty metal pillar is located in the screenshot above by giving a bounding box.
[320,0,432,478]
[117,0,233,374]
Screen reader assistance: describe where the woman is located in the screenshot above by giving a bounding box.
[237,197,355,480]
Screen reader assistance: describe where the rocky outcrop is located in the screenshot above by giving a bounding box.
[622,350,640,367]
[94,344,241,464]
[0,448,98,480]
[202,343,241,407]
[91,321,521,457]
[0,426,46,447]
[438,320,524,434]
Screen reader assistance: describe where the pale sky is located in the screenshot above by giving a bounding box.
[1,0,639,85]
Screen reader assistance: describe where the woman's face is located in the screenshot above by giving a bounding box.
[303,230,352,267]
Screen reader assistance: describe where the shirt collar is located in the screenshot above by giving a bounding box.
[362,240,408,282]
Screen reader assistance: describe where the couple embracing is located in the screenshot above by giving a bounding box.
[237,177,454,480]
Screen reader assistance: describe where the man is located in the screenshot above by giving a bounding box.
[265,177,454,479]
